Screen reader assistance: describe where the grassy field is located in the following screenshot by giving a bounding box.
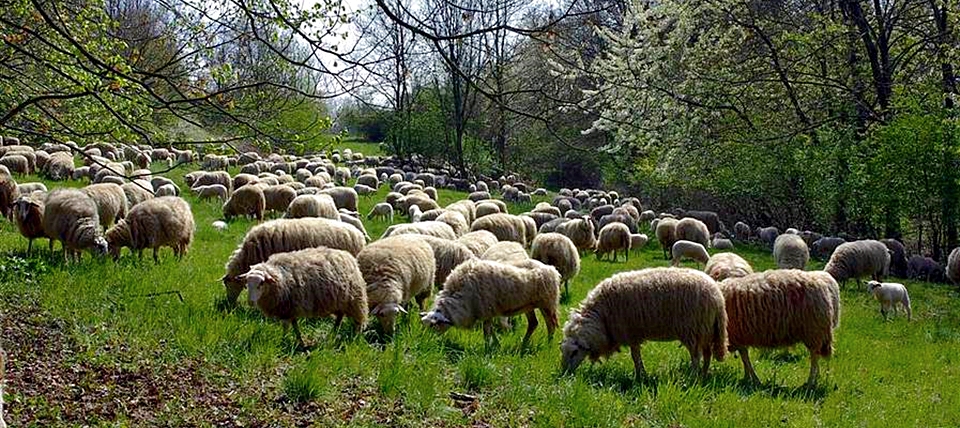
[1,163,959,427]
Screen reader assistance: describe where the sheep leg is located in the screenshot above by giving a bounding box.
[738,348,761,384]
[48,238,54,253]
[153,248,160,264]
[630,344,646,381]
[805,353,820,387]
[521,311,538,346]
[482,320,499,348]
[541,306,558,341]
[27,239,33,254]
[290,319,306,349]
[685,343,701,376]
[904,299,912,321]
[333,314,344,330]
[563,279,569,297]
[700,346,712,378]
[625,247,629,262]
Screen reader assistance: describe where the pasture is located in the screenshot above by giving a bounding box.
[1,156,959,427]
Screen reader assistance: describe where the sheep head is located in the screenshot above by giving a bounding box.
[420,310,453,333]
[242,268,275,304]
[559,313,591,375]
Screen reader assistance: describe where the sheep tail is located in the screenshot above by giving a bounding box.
[711,311,728,361]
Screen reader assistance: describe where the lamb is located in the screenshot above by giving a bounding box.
[285,194,338,219]
[656,217,679,259]
[366,202,394,222]
[222,185,266,221]
[212,220,227,231]
[773,234,810,270]
[12,192,49,253]
[82,183,128,228]
[193,184,229,201]
[671,240,710,267]
[556,217,597,252]
[381,221,457,240]
[470,213,528,246]
[415,235,476,288]
[720,270,840,387]
[630,233,649,254]
[824,239,891,287]
[457,230,500,258]
[595,222,631,262]
[482,241,529,263]
[530,232,580,296]
[242,247,368,347]
[866,281,911,321]
[320,187,359,212]
[676,217,710,248]
[42,189,108,261]
[358,235,436,334]
[948,247,960,284]
[421,258,561,347]
[221,217,366,303]
[408,204,423,222]
[704,252,754,281]
[105,196,194,263]
[560,268,727,380]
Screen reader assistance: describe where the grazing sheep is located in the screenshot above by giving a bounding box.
[682,211,722,234]
[598,213,638,235]
[422,259,561,346]
[556,217,597,252]
[105,196,194,262]
[320,187,359,212]
[43,151,75,180]
[881,239,908,278]
[475,202,501,219]
[446,199,476,224]
[243,247,368,347]
[222,185,266,221]
[191,171,232,196]
[757,227,780,249]
[476,198,508,214]
[773,234,810,270]
[356,174,379,189]
[263,185,297,213]
[400,193,440,215]
[560,268,727,380]
[672,240,710,267]
[630,233,649,254]
[596,222,631,262]
[907,255,945,283]
[381,221,457,240]
[366,202,394,222]
[720,270,840,386]
[704,252,754,281]
[155,184,179,197]
[221,218,366,303]
[824,240,891,287]
[866,281,911,321]
[734,221,751,241]
[656,218,679,259]
[0,173,19,220]
[470,213,528,246]
[121,182,154,208]
[82,183,127,228]
[12,192,48,253]
[233,173,260,189]
[415,235,476,288]
[948,247,960,285]
[437,210,469,237]
[812,236,846,260]
[42,189,107,261]
[457,230,500,258]
[0,155,29,174]
[284,194,337,219]
[676,217,710,248]
[358,235,436,334]
[531,233,580,296]
[193,184,229,201]
[711,236,734,250]
[338,213,371,242]
[482,241,529,264]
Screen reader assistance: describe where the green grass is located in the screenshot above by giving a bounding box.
[2,163,960,426]
[327,135,384,158]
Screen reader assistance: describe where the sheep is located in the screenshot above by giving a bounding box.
[221,217,366,303]
[656,217,679,259]
[881,239,908,278]
[232,173,260,189]
[457,230,499,258]
[556,217,596,252]
[42,189,107,261]
[446,199,476,224]
[711,236,734,250]
[720,270,840,387]
[683,211,722,234]
[468,191,491,202]
[734,221,751,241]
[630,233,649,254]
[422,258,561,347]
[263,185,297,213]
[531,232,580,296]
[120,182,154,208]
[676,217,710,248]
[560,268,727,380]
[0,155,29,174]
[475,202,501,218]
[773,234,810,270]
[408,204,423,222]
[596,222,631,262]
[155,184,179,197]
[43,151,75,180]
[824,240,891,288]
[193,184,229,201]
[520,214,537,245]
[812,237,846,261]
[356,174,379,189]
[757,226,780,249]
[338,213,371,242]
[670,240,710,268]
[191,171,232,195]
[358,235,436,334]
[907,255,945,283]
[414,235,476,288]
[285,194,338,219]
[598,213,638,235]
[82,183,127,229]
[222,185,266,221]
[381,221,457,240]
[866,281,911,321]
[105,196,194,263]
[0,173,18,220]
[436,210,469,237]
[482,241,529,263]
[948,247,960,285]
[470,213,528,246]
[212,220,227,231]
[476,198,508,214]
[242,247,368,347]
[704,252,754,281]
[320,187,359,212]
[366,202,394,222]
[12,192,49,253]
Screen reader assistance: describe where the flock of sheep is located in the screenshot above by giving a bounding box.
[3,134,960,396]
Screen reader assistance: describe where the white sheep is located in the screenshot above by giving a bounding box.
[457,230,500,257]
[531,232,580,296]
[243,247,368,347]
[774,233,810,270]
[824,239,891,288]
[366,202,394,222]
[630,233,649,254]
[866,280,911,321]
[82,183,128,228]
[421,259,561,347]
[947,247,960,285]
[222,185,266,221]
[596,222,631,262]
[284,194,338,219]
[105,196,194,263]
[470,213,527,246]
[656,217,679,259]
[358,235,436,334]
[671,240,709,267]
[556,217,596,252]
[193,184,229,201]
[482,241,529,263]
[381,221,457,240]
[42,189,107,261]
[704,252,754,281]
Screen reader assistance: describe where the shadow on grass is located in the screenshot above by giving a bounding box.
[731,379,830,402]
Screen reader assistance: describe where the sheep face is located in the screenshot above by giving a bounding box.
[866,280,881,292]
[559,336,589,375]
[420,310,453,333]
[93,236,108,255]
[243,269,273,304]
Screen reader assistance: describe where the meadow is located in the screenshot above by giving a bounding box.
[1,145,959,427]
